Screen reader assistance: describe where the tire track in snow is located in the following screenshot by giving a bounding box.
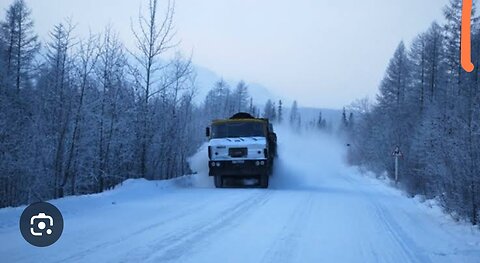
[123,190,273,263]
[54,190,254,263]
[344,172,431,262]
[261,193,314,263]
[371,201,433,263]
[345,172,433,263]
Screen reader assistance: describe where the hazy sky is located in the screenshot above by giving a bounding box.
[1,0,449,108]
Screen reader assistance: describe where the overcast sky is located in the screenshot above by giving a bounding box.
[1,0,449,108]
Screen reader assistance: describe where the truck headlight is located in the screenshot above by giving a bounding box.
[255,161,260,166]
[260,161,265,165]
[216,162,221,167]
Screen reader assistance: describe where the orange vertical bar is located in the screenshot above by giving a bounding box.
[461,0,474,72]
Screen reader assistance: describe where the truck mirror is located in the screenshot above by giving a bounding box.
[206,127,210,137]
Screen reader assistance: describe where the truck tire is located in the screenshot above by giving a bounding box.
[214,175,223,188]
[259,174,269,188]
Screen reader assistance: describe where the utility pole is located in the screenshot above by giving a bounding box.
[392,146,403,184]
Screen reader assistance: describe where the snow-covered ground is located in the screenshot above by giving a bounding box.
[1,127,479,263]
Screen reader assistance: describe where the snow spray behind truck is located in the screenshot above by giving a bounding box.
[205,112,277,188]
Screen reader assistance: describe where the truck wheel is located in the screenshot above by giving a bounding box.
[259,174,269,188]
[214,176,223,188]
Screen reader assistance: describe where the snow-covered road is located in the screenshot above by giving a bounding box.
[1,128,479,262]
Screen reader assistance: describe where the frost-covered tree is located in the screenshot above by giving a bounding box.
[316,111,327,130]
[130,0,177,178]
[204,79,231,120]
[232,80,249,112]
[0,0,40,206]
[0,0,39,94]
[36,20,76,198]
[263,99,277,121]
[289,100,299,126]
[91,27,134,191]
[277,100,283,123]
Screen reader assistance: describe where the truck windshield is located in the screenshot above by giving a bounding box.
[211,121,266,138]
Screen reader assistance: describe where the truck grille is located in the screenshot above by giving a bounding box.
[229,147,247,158]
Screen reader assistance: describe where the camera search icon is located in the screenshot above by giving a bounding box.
[30,213,53,236]
[20,202,63,247]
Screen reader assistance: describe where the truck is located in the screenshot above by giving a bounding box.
[205,112,277,188]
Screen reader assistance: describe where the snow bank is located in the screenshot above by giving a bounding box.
[353,164,480,233]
